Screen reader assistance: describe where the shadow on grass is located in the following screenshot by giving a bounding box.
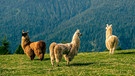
[117,51,135,54]
[44,58,50,60]
[34,58,50,61]
[70,62,95,66]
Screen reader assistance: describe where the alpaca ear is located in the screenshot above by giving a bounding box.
[22,30,24,33]
[110,24,112,27]
[106,24,109,27]
[76,29,80,32]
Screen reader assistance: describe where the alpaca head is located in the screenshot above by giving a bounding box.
[72,29,82,42]
[21,30,31,50]
[106,24,112,39]
[22,30,29,40]
[74,29,82,37]
[106,24,112,31]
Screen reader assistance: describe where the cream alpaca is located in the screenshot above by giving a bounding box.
[105,24,118,54]
[49,29,82,66]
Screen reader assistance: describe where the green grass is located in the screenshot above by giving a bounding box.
[0,49,135,76]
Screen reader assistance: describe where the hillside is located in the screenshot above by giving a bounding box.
[0,0,135,53]
[0,49,135,75]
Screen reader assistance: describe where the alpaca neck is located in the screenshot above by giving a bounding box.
[71,34,80,54]
[21,37,31,49]
[70,32,80,56]
[71,35,80,46]
[106,30,112,39]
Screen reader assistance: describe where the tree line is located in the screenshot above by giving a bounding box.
[0,36,24,55]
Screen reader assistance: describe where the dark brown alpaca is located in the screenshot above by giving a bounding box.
[21,31,46,61]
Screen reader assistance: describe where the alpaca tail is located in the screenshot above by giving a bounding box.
[49,42,57,66]
[41,41,46,54]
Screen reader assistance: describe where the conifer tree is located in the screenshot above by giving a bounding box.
[0,36,10,55]
[15,44,24,54]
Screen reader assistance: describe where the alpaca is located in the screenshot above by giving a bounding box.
[49,29,82,66]
[105,24,118,54]
[21,31,46,60]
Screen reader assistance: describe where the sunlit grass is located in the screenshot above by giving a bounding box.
[0,49,135,76]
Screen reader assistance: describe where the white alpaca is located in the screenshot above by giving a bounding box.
[105,24,118,54]
[49,29,82,66]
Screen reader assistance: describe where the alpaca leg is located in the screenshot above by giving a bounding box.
[55,54,62,66]
[30,53,35,60]
[112,41,118,54]
[50,51,55,66]
[56,59,60,66]
[36,49,44,61]
[39,53,44,61]
[64,55,70,65]
[111,49,114,54]
[109,49,111,54]
[26,49,35,60]
[112,49,114,54]
[112,48,115,54]
[26,53,33,60]
[51,56,55,66]
[111,49,113,54]
[55,57,60,66]
[109,49,113,54]
[67,61,70,65]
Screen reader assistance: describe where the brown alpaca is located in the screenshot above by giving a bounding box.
[105,24,118,54]
[49,29,82,66]
[21,31,46,60]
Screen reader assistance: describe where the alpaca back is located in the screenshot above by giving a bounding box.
[55,43,72,54]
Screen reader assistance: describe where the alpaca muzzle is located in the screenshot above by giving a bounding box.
[80,33,82,36]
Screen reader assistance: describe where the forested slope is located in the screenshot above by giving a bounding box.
[0,0,135,53]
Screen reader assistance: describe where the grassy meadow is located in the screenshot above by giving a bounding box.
[0,49,135,76]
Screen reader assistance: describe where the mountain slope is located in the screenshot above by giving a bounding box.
[0,0,135,53]
[0,0,91,53]
[46,0,135,52]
